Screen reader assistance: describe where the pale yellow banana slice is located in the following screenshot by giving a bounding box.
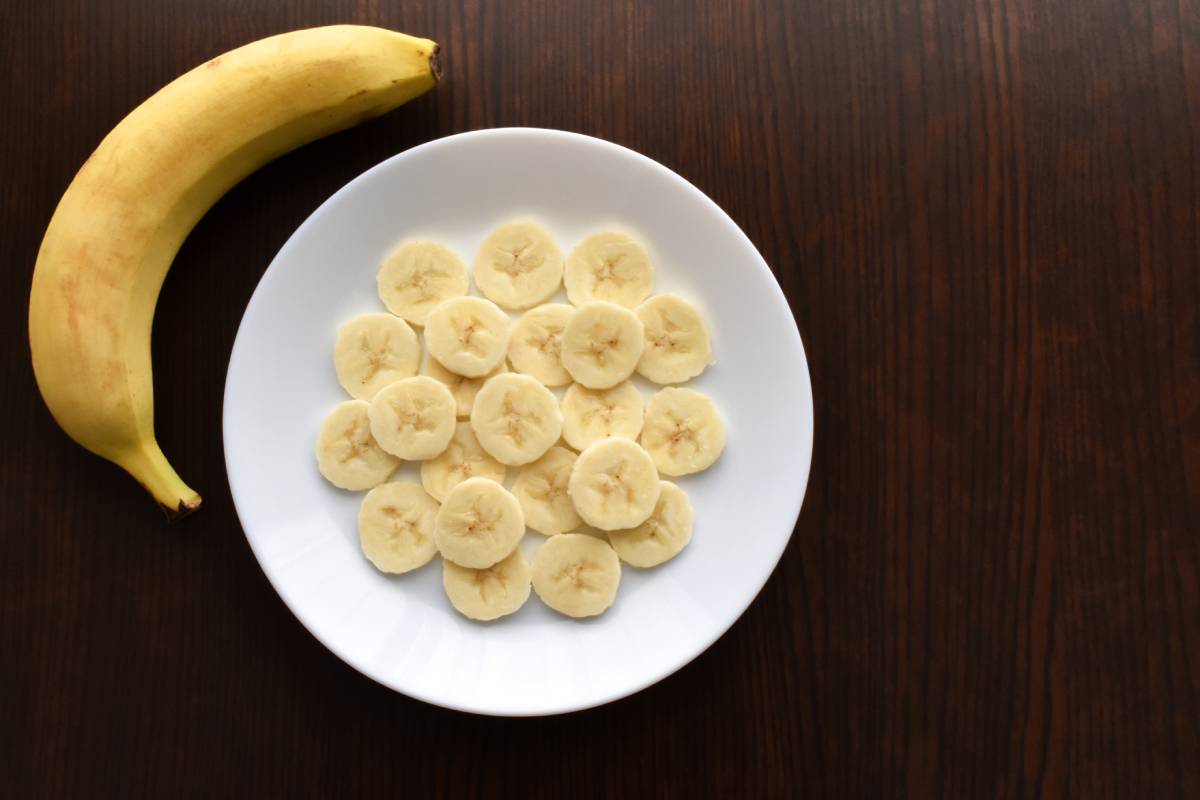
[473,222,564,310]
[377,241,469,326]
[434,477,525,569]
[424,296,512,378]
[357,481,439,574]
[421,357,507,418]
[507,303,576,386]
[640,387,726,476]
[567,437,661,530]
[606,481,693,567]
[560,300,645,389]
[511,446,581,536]
[531,533,621,618]
[333,312,421,400]
[443,547,532,621]
[564,231,653,307]
[635,294,712,384]
[367,376,456,460]
[560,381,644,451]
[420,421,507,502]
[470,373,563,466]
[315,400,400,490]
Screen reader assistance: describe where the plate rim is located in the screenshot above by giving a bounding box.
[222,127,815,716]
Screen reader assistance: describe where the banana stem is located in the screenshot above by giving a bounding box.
[119,442,203,520]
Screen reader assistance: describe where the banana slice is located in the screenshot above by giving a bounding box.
[511,446,581,536]
[640,387,726,476]
[507,303,576,387]
[564,231,653,307]
[635,294,712,384]
[470,373,563,466]
[443,547,532,621]
[434,477,525,569]
[377,241,469,326]
[420,421,507,502]
[567,437,661,530]
[367,376,457,460]
[333,312,421,400]
[315,400,400,490]
[531,533,621,618]
[473,222,564,310]
[357,481,440,574]
[421,357,507,418]
[606,481,693,567]
[560,381,644,451]
[560,300,645,389]
[424,296,512,378]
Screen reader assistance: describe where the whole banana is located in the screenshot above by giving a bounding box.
[28,26,440,517]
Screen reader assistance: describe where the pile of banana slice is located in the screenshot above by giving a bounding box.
[315,222,726,622]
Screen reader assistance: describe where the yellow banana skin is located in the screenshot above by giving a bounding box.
[29,26,440,518]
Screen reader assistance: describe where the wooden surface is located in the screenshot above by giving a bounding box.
[2,0,1198,796]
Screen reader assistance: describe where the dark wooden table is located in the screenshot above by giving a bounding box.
[3,0,1198,796]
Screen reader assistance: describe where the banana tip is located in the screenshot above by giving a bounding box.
[430,44,442,82]
[164,497,202,523]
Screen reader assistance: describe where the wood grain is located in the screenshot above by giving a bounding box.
[2,0,1197,796]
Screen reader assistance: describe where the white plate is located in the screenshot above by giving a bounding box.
[223,128,813,715]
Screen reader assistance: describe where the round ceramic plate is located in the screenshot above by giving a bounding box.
[223,128,813,715]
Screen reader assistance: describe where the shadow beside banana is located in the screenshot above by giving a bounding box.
[28,25,441,518]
